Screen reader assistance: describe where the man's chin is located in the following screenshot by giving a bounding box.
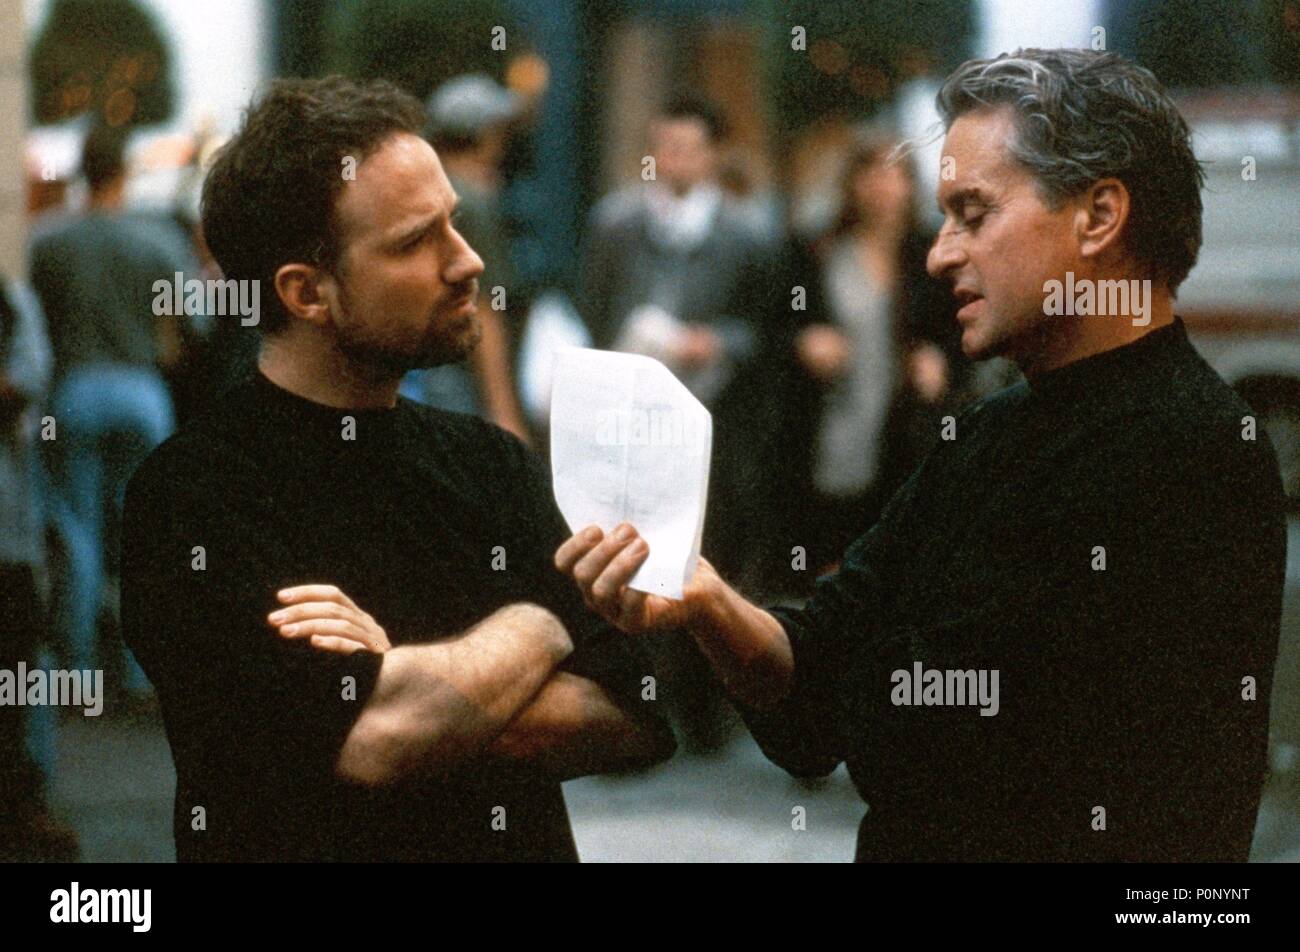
[411,320,481,369]
[448,314,483,360]
[960,325,993,362]
[960,317,1016,365]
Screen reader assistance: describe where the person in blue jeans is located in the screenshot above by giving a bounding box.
[43,365,174,689]
[30,123,195,692]
[0,276,78,860]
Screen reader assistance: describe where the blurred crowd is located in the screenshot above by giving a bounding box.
[0,73,1013,858]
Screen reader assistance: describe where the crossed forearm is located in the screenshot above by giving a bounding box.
[336,603,569,785]
[487,672,676,780]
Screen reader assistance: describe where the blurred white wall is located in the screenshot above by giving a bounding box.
[897,0,1107,230]
[977,0,1105,58]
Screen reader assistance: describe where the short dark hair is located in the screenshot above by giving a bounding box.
[660,95,728,143]
[82,123,127,191]
[936,48,1204,293]
[201,76,427,333]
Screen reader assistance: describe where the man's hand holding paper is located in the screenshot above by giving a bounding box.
[553,522,720,634]
[549,347,712,601]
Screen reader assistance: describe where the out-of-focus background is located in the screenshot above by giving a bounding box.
[2,0,1299,862]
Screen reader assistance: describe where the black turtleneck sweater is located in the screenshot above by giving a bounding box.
[746,318,1287,862]
[122,370,663,862]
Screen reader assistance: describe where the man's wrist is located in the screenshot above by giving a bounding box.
[683,562,728,634]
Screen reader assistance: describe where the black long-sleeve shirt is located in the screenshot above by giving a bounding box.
[746,318,1286,861]
[122,370,669,862]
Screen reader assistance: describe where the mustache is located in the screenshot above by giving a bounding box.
[446,280,479,305]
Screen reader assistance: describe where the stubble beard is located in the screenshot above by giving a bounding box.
[334,288,480,375]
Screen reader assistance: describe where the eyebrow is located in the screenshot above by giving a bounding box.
[391,198,460,245]
[937,187,990,215]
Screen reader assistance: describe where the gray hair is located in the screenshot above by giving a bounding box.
[936,48,1204,293]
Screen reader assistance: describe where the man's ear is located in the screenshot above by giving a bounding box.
[273,263,334,327]
[1075,177,1130,262]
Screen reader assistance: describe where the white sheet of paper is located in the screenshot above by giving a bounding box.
[550,347,712,600]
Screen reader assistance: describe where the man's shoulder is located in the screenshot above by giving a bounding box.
[395,402,560,543]
[126,389,262,503]
[398,399,542,482]
[1168,341,1258,424]
[1085,355,1286,524]
[1143,340,1276,467]
[401,397,521,450]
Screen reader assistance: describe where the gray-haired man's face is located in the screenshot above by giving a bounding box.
[927,106,1083,374]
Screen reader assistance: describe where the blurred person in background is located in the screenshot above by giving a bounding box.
[786,133,967,578]
[146,124,230,425]
[400,73,530,444]
[30,122,198,699]
[0,273,78,861]
[578,96,776,753]
[715,147,783,250]
[25,144,70,222]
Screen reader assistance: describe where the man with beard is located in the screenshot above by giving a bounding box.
[120,77,674,862]
[555,49,1286,861]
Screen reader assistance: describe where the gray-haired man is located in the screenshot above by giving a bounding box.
[556,48,1286,862]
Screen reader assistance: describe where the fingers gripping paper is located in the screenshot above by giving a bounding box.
[550,348,712,599]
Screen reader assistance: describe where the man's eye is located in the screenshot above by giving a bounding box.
[962,209,986,229]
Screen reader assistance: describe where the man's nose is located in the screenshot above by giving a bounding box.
[927,223,964,279]
[445,229,485,286]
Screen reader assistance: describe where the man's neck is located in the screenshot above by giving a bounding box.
[1018,281,1175,383]
[257,332,402,409]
